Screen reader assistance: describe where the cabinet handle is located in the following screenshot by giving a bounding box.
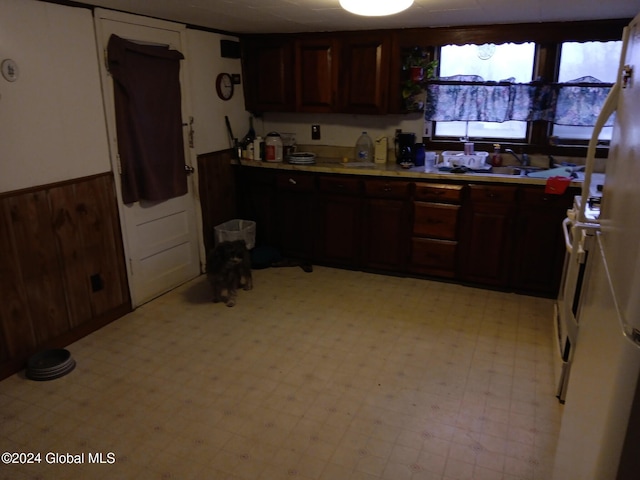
[288,178,297,185]
[383,185,392,192]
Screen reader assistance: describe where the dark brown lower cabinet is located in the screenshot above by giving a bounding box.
[409,183,464,278]
[275,172,316,259]
[410,238,458,277]
[234,166,574,297]
[511,186,578,294]
[362,180,412,271]
[316,176,362,266]
[236,168,278,248]
[459,184,517,287]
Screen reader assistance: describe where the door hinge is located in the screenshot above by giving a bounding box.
[104,48,110,73]
[116,153,122,175]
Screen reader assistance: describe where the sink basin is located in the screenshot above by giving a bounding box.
[487,165,547,176]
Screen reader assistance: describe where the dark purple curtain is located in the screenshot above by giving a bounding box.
[107,34,187,204]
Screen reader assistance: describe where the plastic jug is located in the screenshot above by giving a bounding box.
[264,132,283,162]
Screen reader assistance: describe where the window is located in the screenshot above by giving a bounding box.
[435,42,535,140]
[422,24,626,155]
[553,40,623,141]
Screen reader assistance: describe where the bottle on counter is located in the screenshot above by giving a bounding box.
[253,136,263,161]
[490,143,503,167]
[413,143,426,167]
[355,131,374,162]
[241,116,256,148]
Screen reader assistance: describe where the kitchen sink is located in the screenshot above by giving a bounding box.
[487,165,548,176]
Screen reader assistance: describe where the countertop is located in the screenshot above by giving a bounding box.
[235,157,585,187]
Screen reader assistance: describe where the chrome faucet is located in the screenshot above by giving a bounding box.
[504,148,530,167]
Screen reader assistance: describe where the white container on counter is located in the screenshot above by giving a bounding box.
[253,136,263,161]
[264,132,283,162]
[375,137,388,163]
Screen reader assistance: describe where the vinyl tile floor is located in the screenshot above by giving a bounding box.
[0,266,563,480]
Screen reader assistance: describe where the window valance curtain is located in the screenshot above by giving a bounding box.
[424,75,614,126]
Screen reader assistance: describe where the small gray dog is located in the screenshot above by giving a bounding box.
[206,240,253,307]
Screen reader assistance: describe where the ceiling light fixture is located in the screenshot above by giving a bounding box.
[339,0,414,17]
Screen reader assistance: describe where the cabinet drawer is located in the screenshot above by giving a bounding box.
[413,202,460,240]
[414,183,463,203]
[318,176,362,195]
[276,172,316,191]
[364,180,412,199]
[469,184,517,203]
[410,238,457,273]
[519,186,576,207]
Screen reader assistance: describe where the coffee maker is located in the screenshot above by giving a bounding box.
[395,132,416,165]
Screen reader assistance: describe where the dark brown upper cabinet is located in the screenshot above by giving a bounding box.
[241,36,295,112]
[295,36,339,113]
[339,32,391,114]
[241,31,394,115]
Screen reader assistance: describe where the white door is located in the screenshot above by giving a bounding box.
[94,9,202,307]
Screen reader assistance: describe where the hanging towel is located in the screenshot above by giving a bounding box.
[107,34,187,203]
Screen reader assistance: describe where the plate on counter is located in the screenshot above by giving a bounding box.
[288,152,316,164]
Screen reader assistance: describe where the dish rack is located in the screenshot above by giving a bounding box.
[438,150,489,169]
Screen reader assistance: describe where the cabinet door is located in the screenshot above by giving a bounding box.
[236,168,278,248]
[340,33,390,114]
[511,187,576,295]
[318,195,362,266]
[317,176,362,266]
[363,198,410,271]
[295,37,338,112]
[275,173,316,259]
[242,37,295,112]
[460,185,517,287]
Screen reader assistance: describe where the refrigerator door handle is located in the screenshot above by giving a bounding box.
[580,26,631,223]
[598,235,640,350]
[562,217,573,253]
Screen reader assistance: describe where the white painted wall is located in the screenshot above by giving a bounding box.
[0,0,424,196]
[257,112,427,149]
[0,0,111,193]
[185,29,247,154]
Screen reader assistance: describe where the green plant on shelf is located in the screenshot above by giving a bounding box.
[402,47,438,112]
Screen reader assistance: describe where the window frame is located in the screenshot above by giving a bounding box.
[400,19,629,158]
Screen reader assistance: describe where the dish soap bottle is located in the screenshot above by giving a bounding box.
[355,131,374,162]
[490,143,503,167]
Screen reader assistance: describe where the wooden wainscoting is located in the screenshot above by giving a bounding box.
[0,173,131,379]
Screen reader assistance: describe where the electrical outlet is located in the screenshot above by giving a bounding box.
[311,124,321,140]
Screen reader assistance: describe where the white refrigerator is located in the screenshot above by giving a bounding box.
[552,13,640,480]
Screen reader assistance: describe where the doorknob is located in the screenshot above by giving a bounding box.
[184,164,195,175]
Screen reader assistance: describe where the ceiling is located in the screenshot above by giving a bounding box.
[74,0,640,35]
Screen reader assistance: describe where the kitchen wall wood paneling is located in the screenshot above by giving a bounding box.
[0,173,131,379]
[197,149,238,256]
